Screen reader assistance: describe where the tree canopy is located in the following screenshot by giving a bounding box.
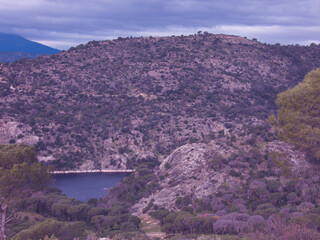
[0,144,50,240]
[270,68,320,162]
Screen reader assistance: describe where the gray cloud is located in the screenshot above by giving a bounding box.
[0,0,319,49]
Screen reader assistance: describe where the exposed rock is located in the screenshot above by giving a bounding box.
[0,120,39,145]
[130,138,315,215]
[131,142,227,214]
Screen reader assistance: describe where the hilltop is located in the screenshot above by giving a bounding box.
[0,33,320,170]
[0,33,60,62]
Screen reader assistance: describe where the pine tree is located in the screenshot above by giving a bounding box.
[0,144,50,240]
[270,68,320,162]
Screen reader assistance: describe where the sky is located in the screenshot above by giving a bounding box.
[0,0,319,50]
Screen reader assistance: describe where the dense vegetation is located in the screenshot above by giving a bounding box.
[0,144,146,240]
[270,68,320,162]
[0,33,320,170]
[9,188,143,240]
[0,144,50,240]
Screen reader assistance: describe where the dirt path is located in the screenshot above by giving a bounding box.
[140,214,166,239]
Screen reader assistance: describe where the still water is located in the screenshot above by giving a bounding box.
[53,172,130,202]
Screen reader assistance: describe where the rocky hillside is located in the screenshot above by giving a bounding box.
[0,33,320,170]
[103,132,320,238]
[130,139,316,214]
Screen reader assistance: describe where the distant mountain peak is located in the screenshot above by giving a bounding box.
[0,33,60,54]
[0,33,60,62]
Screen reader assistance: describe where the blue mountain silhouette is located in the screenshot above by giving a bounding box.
[0,33,60,54]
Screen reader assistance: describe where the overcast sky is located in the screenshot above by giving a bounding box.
[0,0,319,50]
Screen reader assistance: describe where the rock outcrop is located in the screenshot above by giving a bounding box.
[130,138,315,215]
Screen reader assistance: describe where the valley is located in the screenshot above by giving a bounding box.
[1,33,320,239]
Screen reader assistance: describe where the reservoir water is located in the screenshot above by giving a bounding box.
[53,172,130,202]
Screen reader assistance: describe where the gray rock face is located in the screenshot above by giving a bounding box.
[132,142,228,214]
[158,143,227,196]
[130,137,314,215]
[0,120,38,144]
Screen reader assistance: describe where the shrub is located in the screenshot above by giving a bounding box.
[120,222,137,232]
[254,203,277,218]
[175,196,192,209]
[150,208,170,224]
[266,180,281,193]
[12,219,85,240]
[182,206,194,214]
[163,212,178,224]
[88,207,109,218]
[161,223,174,234]
[247,217,320,240]
[296,202,315,213]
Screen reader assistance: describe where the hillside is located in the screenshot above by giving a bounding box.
[0,33,60,62]
[103,134,320,238]
[0,33,320,170]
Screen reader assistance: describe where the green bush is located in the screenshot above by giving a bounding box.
[266,180,281,193]
[120,222,137,232]
[254,203,277,218]
[12,219,86,240]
